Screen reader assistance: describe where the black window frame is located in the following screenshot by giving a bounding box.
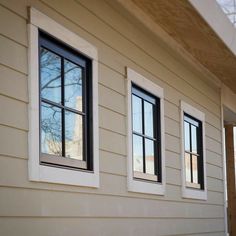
[131,83,162,182]
[184,113,204,189]
[38,30,93,171]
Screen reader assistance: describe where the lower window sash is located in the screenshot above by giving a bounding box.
[41,153,87,169]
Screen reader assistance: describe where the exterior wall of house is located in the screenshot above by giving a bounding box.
[0,0,225,235]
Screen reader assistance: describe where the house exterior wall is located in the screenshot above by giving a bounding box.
[0,0,225,235]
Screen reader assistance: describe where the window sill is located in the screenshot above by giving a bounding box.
[182,186,207,200]
[29,164,99,187]
[186,181,201,189]
[128,176,165,195]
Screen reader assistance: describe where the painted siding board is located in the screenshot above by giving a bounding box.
[0,187,224,218]
[0,65,28,102]
[98,63,125,95]
[0,95,28,130]
[0,156,224,204]
[0,35,27,74]
[99,84,125,115]
[100,150,126,176]
[0,126,27,159]
[99,106,126,135]
[0,218,225,236]
[99,128,126,156]
[0,5,27,46]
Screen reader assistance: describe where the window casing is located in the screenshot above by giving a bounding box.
[28,8,99,187]
[131,84,161,182]
[39,31,93,171]
[184,113,204,189]
[181,101,207,200]
[127,68,165,195]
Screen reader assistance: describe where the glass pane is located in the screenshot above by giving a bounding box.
[184,121,190,152]
[185,152,191,183]
[145,139,155,175]
[192,155,198,184]
[40,48,61,103]
[133,134,143,172]
[132,95,142,134]
[144,101,154,137]
[65,111,83,161]
[191,125,198,154]
[41,102,62,156]
[184,115,199,127]
[64,60,83,111]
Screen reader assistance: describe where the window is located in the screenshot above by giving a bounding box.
[127,68,165,195]
[181,101,207,200]
[28,8,99,187]
[39,31,92,171]
[132,85,161,182]
[184,114,203,189]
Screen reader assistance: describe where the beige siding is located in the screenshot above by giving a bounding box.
[0,65,28,102]
[0,0,225,235]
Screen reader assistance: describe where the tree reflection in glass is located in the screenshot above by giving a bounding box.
[41,102,62,156]
[40,48,61,103]
[40,47,84,159]
[64,60,83,111]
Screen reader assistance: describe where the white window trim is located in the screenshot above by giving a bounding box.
[180,101,207,200]
[28,8,99,187]
[127,68,165,195]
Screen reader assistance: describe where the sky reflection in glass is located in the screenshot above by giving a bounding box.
[64,60,83,111]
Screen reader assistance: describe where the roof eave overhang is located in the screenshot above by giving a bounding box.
[189,0,236,57]
[111,0,236,93]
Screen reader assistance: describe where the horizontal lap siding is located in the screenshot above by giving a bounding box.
[0,0,225,235]
[0,35,27,74]
[0,187,224,218]
[0,155,224,204]
[0,218,225,236]
[0,95,28,130]
[0,65,28,102]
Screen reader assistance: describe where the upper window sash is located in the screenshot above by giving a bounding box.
[132,84,156,105]
[39,31,87,68]
[184,114,200,127]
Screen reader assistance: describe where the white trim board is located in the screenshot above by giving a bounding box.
[126,68,166,195]
[28,7,99,187]
[180,101,207,200]
[189,0,236,57]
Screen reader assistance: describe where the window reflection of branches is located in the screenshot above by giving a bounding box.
[41,103,62,155]
[40,47,83,159]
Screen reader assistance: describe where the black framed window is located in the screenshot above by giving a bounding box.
[39,31,93,170]
[131,84,161,182]
[184,113,204,189]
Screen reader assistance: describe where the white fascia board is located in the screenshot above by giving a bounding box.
[189,0,236,56]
